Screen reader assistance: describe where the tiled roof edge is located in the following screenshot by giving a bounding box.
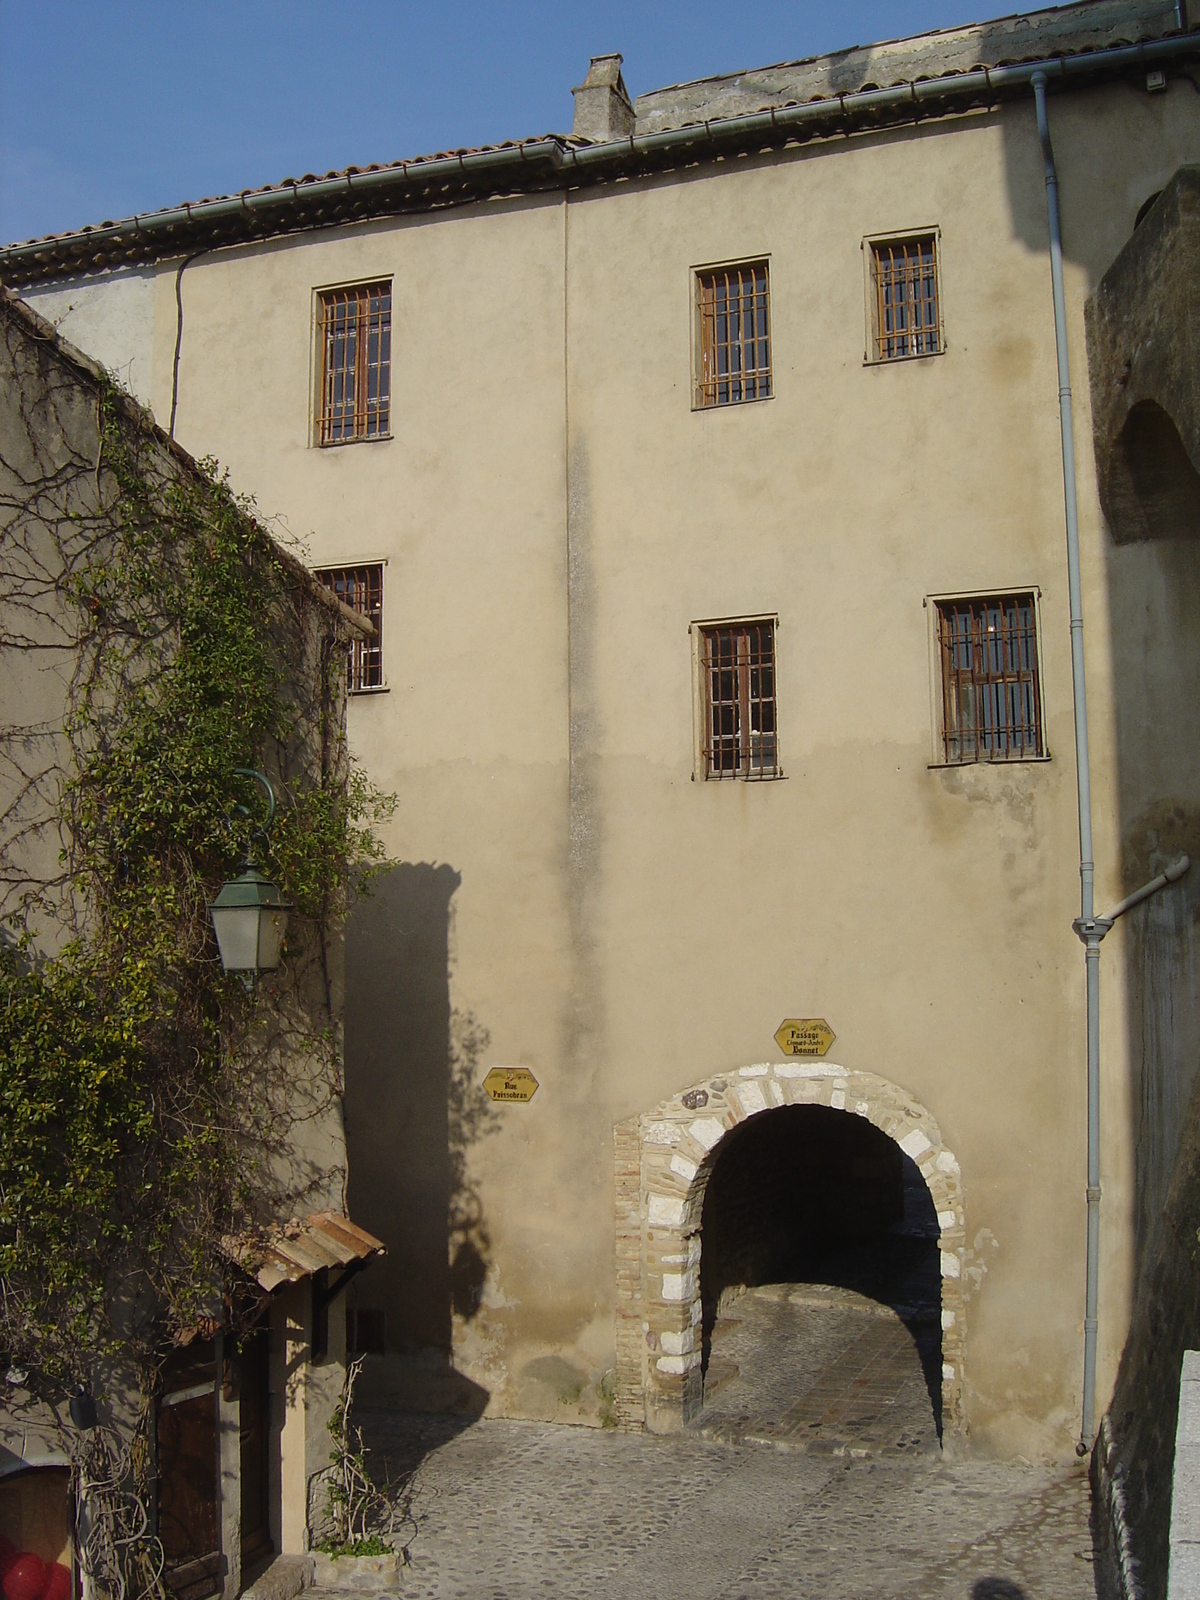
[3,30,1199,286]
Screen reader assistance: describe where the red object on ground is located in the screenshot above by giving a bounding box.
[39,1564,70,1600]
[3,1554,45,1600]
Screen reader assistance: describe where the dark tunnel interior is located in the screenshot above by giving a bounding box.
[699,1104,943,1434]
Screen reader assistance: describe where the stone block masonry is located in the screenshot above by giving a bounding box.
[614,1063,966,1437]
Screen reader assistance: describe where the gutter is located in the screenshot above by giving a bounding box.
[3,32,1200,285]
[1030,68,1101,1456]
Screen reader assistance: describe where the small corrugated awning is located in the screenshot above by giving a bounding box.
[223,1210,385,1293]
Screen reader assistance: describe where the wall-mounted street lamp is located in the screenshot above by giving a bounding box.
[208,770,291,991]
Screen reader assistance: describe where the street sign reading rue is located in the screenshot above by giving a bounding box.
[483,1067,540,1103]
[774,1019,836,1057]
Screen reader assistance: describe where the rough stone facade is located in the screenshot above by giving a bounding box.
[615,1065,965,1439]
[1086,165,1200,545]
[1084,158,1200,1600]
[632,0,1187,135]
[1092,1060,1200,1600]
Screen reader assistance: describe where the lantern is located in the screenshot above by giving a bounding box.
[208,770,291,989]
[209,867,290,984]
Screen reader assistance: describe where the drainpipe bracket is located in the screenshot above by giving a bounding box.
[1086,1186,1102,1203]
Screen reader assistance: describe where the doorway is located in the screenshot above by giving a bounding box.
[614,1062,965,1437]
[694,1104,942,1453]
[157,1342,219,1600]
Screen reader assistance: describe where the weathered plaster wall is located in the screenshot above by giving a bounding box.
[30,71,1200,1459]
[21,268,157,407]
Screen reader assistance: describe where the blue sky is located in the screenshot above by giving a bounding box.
[1,2,1068,247]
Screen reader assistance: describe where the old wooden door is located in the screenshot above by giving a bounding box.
[238,1328,272,1572]
[157,1342,219,1600]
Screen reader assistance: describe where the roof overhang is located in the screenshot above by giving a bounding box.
[3,31,1200,288]
[223,1210,386,1293]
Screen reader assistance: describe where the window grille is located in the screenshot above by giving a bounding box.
[872,237,941,360]
[346,1308,385,1356]
[316,564,383,692]
[696,263,772,407]
[317,283,391,444]
[936,595,1043,763]
[701,621,778,779]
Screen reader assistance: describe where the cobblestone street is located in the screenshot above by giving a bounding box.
[360,1409,1096,1600]
[694,1283,941,1456]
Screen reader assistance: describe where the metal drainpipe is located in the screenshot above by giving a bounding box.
[1030,69,1101,1453]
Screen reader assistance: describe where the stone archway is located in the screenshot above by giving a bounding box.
[613,1062,965,1437]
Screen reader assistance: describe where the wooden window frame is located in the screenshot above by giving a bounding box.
[693,259,773,410]
[863,229,944,364]
[314,562,386,693]
[690,615,782,781]
[314,280,392,446]
[925,588,1049,766]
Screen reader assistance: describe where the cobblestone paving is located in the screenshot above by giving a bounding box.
[357,1408,1096,1600]
[694,1284,941,1457]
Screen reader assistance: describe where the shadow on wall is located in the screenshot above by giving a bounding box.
[344,862,495,1415]
[1084,168,1200,1600]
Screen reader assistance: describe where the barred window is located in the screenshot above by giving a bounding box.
[701,621,779,779]
[317,282,391,444]
[937,595,1043,763]
[316,564,383,692]
[696,262,772,408]
[871,236,941,360]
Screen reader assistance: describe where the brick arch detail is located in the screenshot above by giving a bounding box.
[613,1062,966,1437]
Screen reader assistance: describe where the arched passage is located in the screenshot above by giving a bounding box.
[698,1103,943,1449]
[613,1063,965,1439]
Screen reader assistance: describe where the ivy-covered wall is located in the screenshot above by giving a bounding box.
[0,287,390,1592]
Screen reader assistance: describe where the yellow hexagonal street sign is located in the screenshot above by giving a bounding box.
[483,1066,540,1103]
[774,1018,836,1057]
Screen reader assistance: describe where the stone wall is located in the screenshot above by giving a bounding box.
[1094,1056,1200,1600]
[614,1063,966,1438]
[1086,166,1200,545]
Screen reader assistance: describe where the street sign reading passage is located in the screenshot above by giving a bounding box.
[774,1019,836,1057]
[483,1067,540,1104]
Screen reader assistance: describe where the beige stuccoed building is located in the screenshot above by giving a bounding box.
[7,0,1200,1465]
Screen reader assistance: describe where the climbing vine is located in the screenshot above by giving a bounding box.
[0,314,393,1413]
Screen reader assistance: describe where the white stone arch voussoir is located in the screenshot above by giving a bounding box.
[612,1062,966,1437]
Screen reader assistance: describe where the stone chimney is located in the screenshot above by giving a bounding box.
[571,54,635,142]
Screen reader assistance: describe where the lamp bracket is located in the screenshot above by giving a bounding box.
[232,768,276,866]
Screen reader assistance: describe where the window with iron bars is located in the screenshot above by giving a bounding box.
[317,283,391,444]
[700,621,779,779]
[870,236,941,361]
[936,594,1043,763]
[316,564,383,692]
[695,262,772,408]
